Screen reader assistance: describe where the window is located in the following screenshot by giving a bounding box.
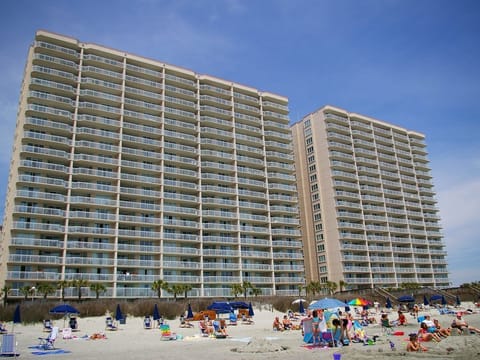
[309,164,316,172]
[307,155,315,164]
[312,193,319,201]
[310,174,317,182]
[304,119,311,128]
[307,146,314,154]
[311,184,318,191]
[306,137,313,145]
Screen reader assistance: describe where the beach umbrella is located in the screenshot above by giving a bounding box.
[49,304,80,315]
[12,304,21,333]
[430,294,443,302]
[292,299,306,305]
[299,300,305,314]
[50,304,80,328]
[397,295,415,303]
[423,295,429,306]
[456,295,461,306]
[115,304,124,322]
[441,295,447,306]
[187,303,194,319]
[248,302,254,317]
[153,303,160,321]
[309,298,347,310]
[348,298,371,306]
[386,297,392,309]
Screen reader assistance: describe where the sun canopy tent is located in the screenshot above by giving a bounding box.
[229,301,249,310]
[207,301,234,314]
[397,295,415,303]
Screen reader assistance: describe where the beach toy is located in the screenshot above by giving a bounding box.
[333,353,341,360]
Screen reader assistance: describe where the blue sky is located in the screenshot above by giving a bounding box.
[0,0,479,286]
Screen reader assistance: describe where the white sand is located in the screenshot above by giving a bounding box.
[6,303,480,360]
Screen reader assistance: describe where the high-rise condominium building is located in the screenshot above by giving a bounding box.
[0,30,304,299]
[291,105,449,289]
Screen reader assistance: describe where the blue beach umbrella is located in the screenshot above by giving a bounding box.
[456,295,461,306]
[50,304,80,315]
[153,303,160,321]
[12,304,21,332]
[441,295,447,306]
[187,304,194,319]
[115,304,124,321]
[423,295,429,306]
[299,300,305,314]
[248,302,254,317]
[386,297,392,309]
[309,298,347,310]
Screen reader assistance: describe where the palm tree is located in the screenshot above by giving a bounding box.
[90,283,107,299]
[182,284,193,299]
[151,279,168,299]
[1,285,11,306]
[249,287,262,297]
[169,284,184,300]
[230,284,243,298]
[19,285,33,300]
[338,280,347,292]
[305,281,322,297]
[242,281,252,299]
[37,283,56,299]
[324,281,338,295]
[57,280,70,301]
[297,284,305,297]
[71,279,89,300]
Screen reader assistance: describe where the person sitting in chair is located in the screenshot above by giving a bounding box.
[452,312,480,334]
[179,314,193,328]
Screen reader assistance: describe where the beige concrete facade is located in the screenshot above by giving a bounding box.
[291,105,449,289]
[0,30,304,299]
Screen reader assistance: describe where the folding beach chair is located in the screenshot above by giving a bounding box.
[105,316,118,331]
[1,334,19,356]
[144,316,152,329]
[38,326,58,350]
[69,316,79,331]
[160,324,176,340]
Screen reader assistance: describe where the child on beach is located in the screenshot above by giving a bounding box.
[406,333,427,352]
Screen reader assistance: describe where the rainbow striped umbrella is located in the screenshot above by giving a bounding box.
[348,298,372,306]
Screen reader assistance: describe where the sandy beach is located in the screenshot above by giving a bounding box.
[6,302,480,360]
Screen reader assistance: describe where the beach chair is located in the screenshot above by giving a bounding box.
[1,334,19,357]
[38,326,58,350]
[199,320,210,337]
[160,324,176,340]
[302,317,314,344]
[69,316,79,331]
[381,318,393,335]
[143,316,152,329]
[43,319,52,332]
[352,320,368,343]
[229,311,238,326]
[105,316,118,331]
